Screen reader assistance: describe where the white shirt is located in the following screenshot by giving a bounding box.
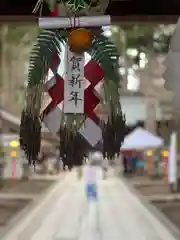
[83,165,101,184]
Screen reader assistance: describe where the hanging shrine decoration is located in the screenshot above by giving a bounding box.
[20,0,126,166]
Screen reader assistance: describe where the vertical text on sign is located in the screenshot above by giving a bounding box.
[64,48,85,113]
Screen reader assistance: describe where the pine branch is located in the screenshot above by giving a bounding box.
[28,29,67,87]
[90,34,121,86]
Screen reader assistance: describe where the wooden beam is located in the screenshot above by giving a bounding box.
[0,14,178,25]
[111,15,178,24]
[0,16,37,24]
[0,0,179,24]
[107,0,180,16]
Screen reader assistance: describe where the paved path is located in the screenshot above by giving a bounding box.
[2,170,179,240]
[31,171,178,240]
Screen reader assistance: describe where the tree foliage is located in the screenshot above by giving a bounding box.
[110,24,174,66]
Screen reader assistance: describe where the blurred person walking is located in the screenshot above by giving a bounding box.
[83,151,103,201]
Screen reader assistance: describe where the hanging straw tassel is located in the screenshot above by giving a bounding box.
[59,124,88,167]
[102,111,126,160]
[20,110,41,166]
[20,85,44,166]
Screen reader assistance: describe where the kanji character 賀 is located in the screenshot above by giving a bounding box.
[69,56,82,72]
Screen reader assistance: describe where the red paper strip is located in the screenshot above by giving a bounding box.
[85,60,104,87]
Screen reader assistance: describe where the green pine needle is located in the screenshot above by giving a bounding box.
[90,34,121,87]
[28,29,67,88]
[66,0,91,11]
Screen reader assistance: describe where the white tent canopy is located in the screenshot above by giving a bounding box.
[121,127,164,150]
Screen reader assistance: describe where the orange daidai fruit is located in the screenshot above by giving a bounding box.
[68,28,92,53]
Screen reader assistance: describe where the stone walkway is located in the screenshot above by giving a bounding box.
[2,170,179,240]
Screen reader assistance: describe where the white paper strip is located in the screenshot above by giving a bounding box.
[39,15,111,29]
[64,49,85,113]
[45,76,56,90]
[43,105,62,136]
[168,132,177,184]
[79,118,102,146]
[95,104,108,123]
